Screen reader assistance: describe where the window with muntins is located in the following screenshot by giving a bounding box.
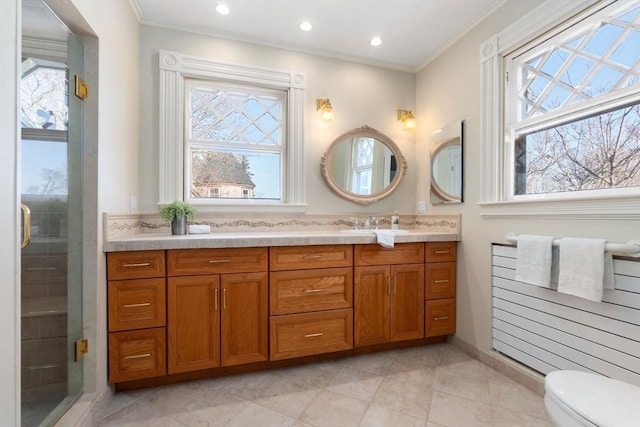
[505,0,639,199]
[186,80,285,202]
[158,50,305,212]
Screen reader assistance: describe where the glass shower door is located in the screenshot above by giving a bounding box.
[21,0,84,424]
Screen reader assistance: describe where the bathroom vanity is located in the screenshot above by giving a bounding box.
[105,230,458,389]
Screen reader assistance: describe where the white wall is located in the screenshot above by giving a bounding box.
[138,25,417,215]
[416,0,640,354]
[70,0,139,397]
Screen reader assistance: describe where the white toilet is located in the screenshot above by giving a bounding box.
[544,370,640,427]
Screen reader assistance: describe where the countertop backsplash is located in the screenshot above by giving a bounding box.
[103,212,460,242]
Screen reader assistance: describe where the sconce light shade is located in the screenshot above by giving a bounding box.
[317,98,334,122]
[397,109,416,130]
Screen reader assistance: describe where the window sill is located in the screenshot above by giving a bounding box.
[478,193,640,220]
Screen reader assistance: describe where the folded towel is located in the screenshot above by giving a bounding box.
[515,234,554,287]
[374,230,395,248]
[558,237,610,302]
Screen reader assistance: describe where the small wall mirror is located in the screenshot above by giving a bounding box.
[321,125,407,205]
[430,120,464,204]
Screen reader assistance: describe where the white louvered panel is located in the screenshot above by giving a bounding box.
[494,319,640,386]
[493,271,640,309]
[493,286,639,339]
[493,298,640,356]
[493,276,640,324]
[493,339,558,375]
[494,309,640,378]
[493,329,590,373]
[491,244,640,386]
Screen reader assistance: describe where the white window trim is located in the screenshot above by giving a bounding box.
[478,0,640,220]
[159,49,306,213]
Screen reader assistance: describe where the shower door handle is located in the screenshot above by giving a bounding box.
[21,203,31,249]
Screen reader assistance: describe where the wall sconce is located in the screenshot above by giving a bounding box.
[316,98,334,122]
[397,109,416,130]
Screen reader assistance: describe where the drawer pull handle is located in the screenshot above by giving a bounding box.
[26,267,57,271]
[434,250,450,254]
[123,353,151,360]
[303,255,323,259]
[123,302,151,308]
[303,289,323,293]
[304,333,324,338]
[209,259,232,264]
[434,279,450,284]
[433,316,449,321]
[122,262,151,268]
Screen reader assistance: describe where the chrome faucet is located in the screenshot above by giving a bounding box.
[362,216,379,230]
[350,217,360,230]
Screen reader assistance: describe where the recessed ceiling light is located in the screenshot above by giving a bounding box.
[370,36,382,47]
[300,21,312,32]
[215,3,230,15]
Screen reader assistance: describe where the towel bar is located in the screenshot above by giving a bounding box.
[505,233,640,258]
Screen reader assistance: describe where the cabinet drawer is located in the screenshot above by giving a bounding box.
[107,251,165,280]
[270,309,353,360]
[354,243,424,266]
[167,247,267,276]
[425,242,457,263]
[425,298,456,337]
[108,278,166,331]
[270,245,353,271]
[109,327,166,383]
[425,262,456,300]
[270,267,353,315]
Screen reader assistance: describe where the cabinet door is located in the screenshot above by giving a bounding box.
[221,272,269,366]
[354,265,390,347]
[168,275,220,373]
[390,264,425,342]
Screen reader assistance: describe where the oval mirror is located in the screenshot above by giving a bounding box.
[321,125,407,205]
[430,120,464,204]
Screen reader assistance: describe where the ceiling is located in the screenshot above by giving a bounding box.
[131,0,502,72]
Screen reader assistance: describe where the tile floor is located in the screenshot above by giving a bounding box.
[98,343,552,427]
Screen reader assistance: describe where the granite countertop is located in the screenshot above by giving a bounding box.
[103,229,460,252]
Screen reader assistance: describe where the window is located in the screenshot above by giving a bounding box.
[479,0,640,217]
[21,58,69,196]
[186,80,284,202]
[351,137,374,194]
[505,1,639,199]
[158,50,306,212]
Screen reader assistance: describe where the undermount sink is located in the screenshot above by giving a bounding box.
[340,229,409,234]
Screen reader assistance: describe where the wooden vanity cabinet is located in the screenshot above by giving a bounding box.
[425,242,457,337]
[354,243,425,347]
[269,245,354,360]
[167,248,269,373]
[107,251,167,383]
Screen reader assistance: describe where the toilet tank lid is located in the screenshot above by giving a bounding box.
[545,370,640,427]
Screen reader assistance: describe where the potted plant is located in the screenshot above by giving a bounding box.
[159,200,196,235]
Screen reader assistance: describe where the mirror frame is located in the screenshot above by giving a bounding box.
[430,136,462,202]
[320,125,408,205]
[430,120,464,204]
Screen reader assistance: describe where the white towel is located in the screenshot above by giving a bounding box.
[557,237,612,302]
[515,234,554,287]
[374,230,395,248]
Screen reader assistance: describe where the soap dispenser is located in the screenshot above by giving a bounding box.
[391,211,399,230]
